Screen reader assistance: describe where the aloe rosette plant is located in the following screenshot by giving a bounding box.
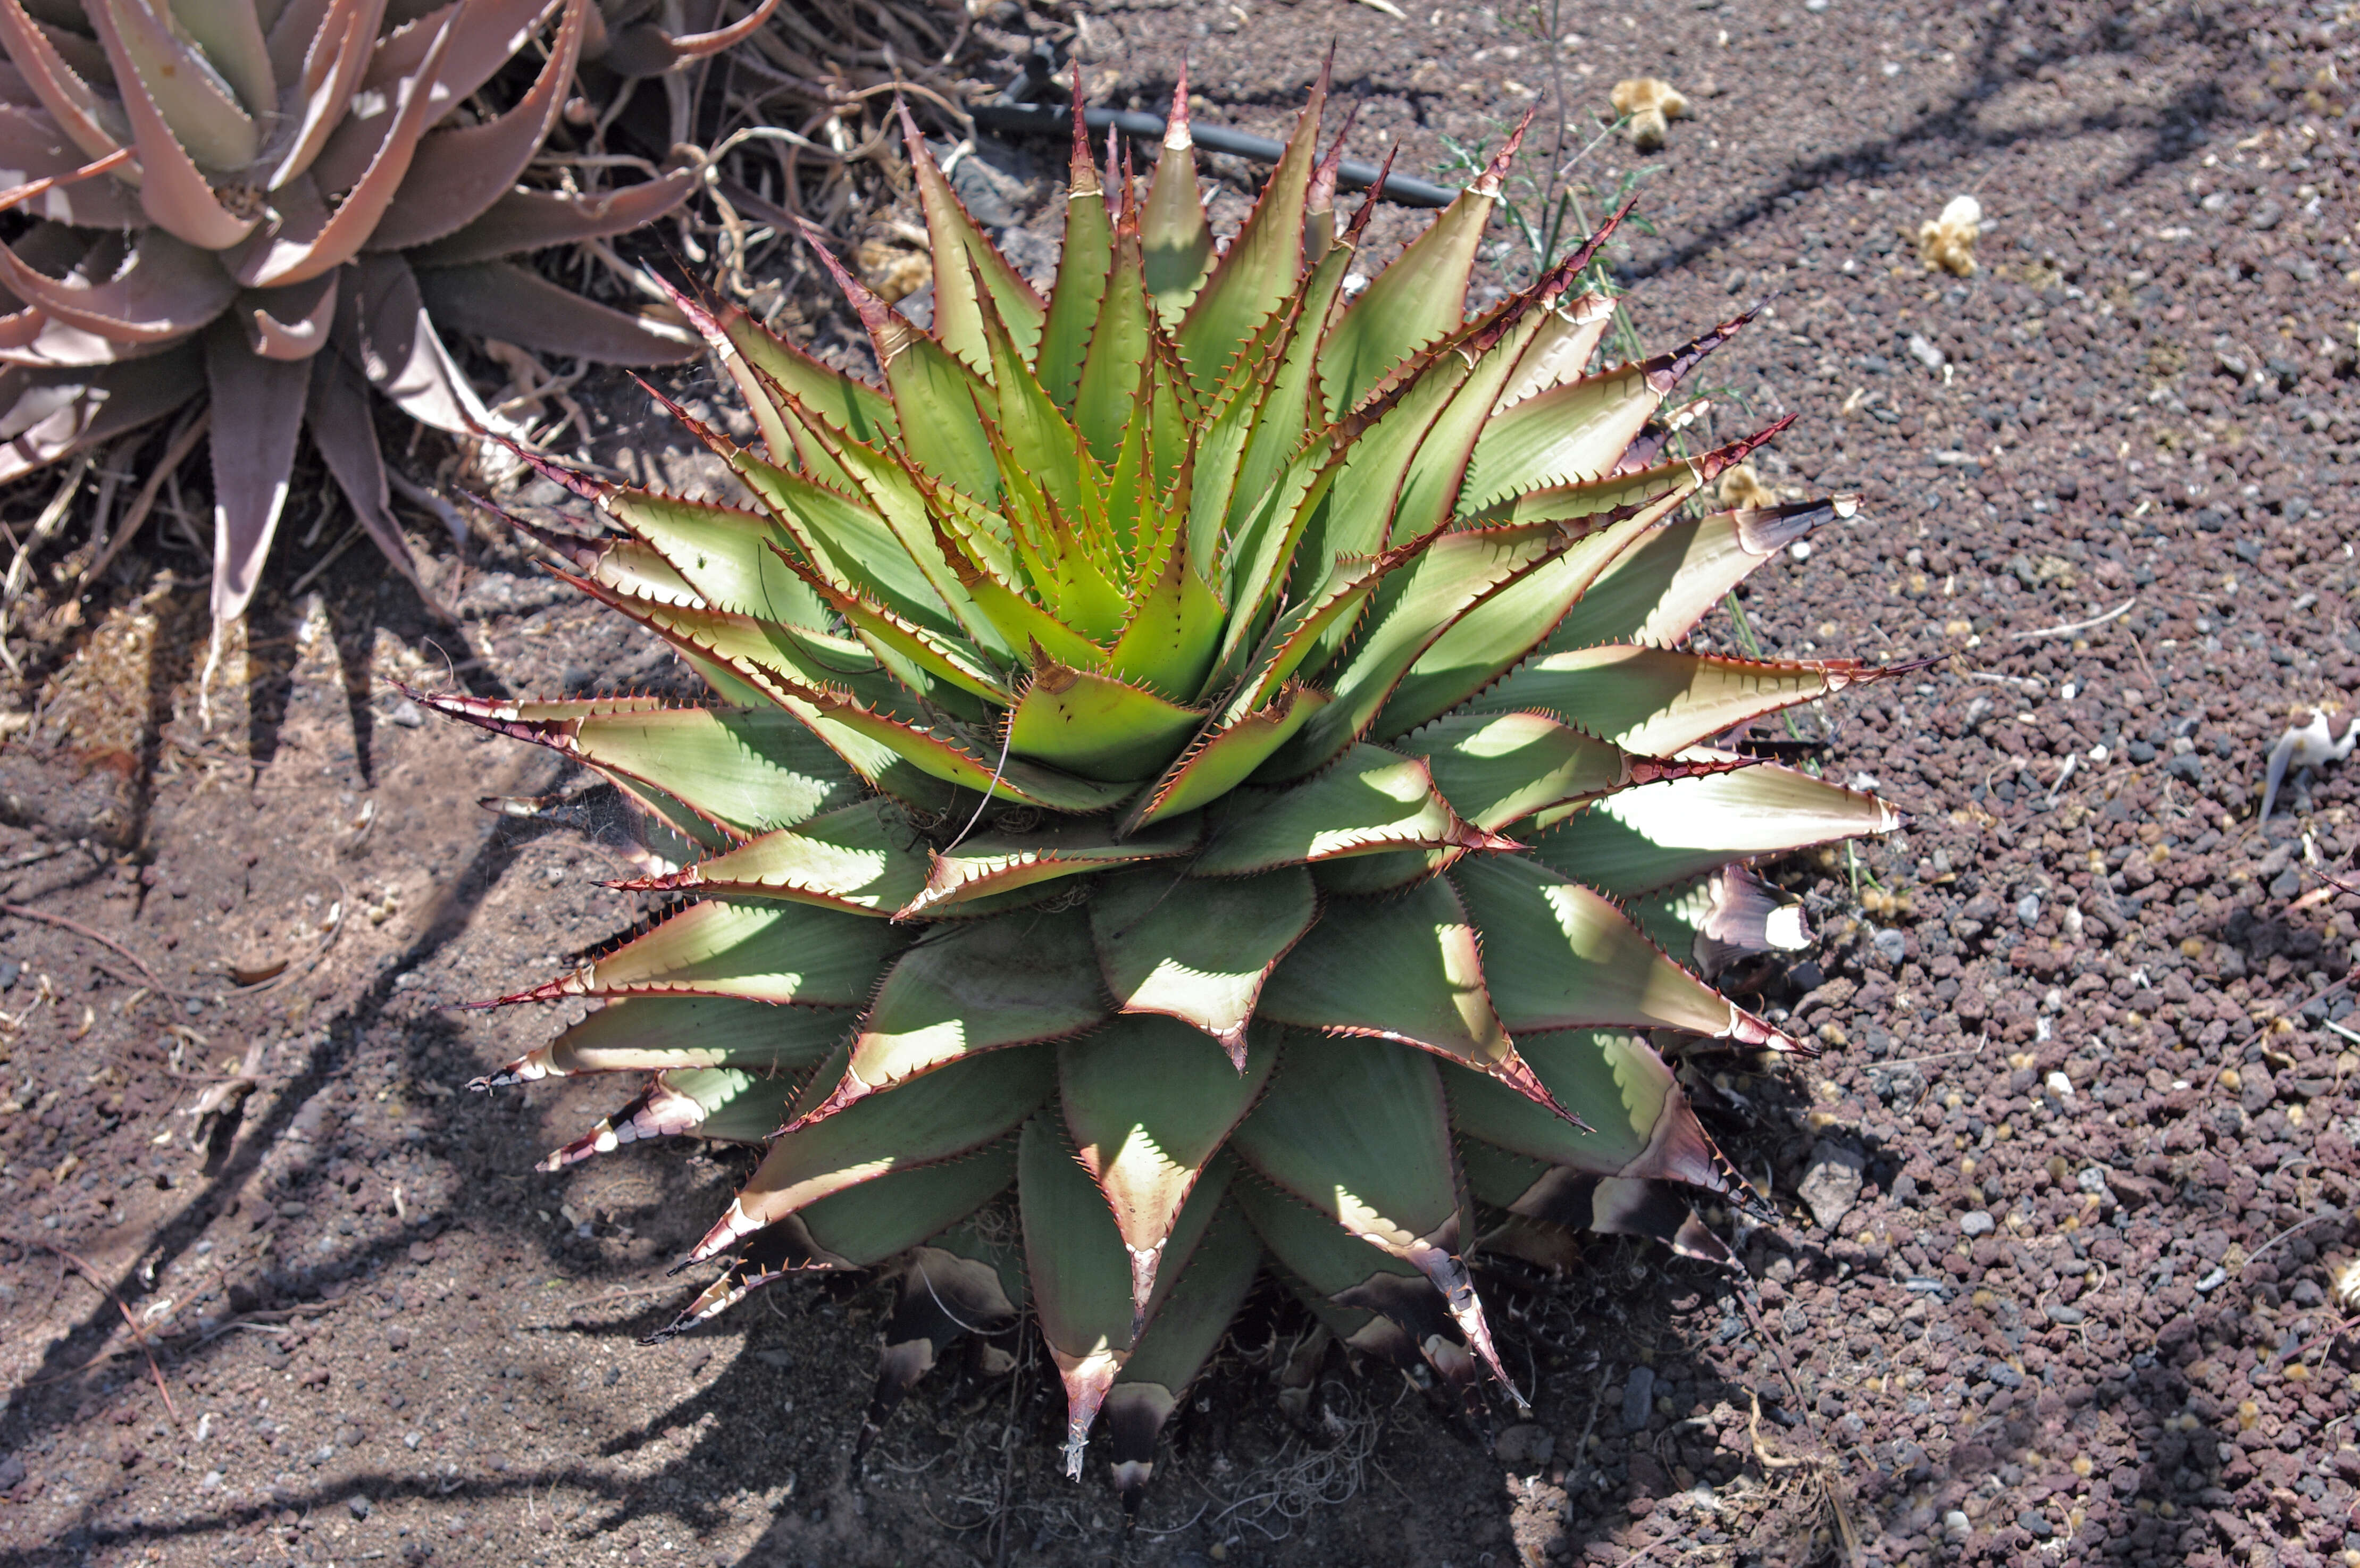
[428,75,1903,1500]
[0,0,756,631]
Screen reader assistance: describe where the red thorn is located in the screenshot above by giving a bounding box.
[1308,100,1362,217]
[791,216,896,339]
[1166,58,1192,148]
[1343,141,1400,243]
[1472,105,1540,199]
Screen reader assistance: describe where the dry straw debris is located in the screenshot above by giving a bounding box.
[1918,195,1984,276]
[1611,77,1689,151]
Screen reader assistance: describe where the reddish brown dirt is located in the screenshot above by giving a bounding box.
[2,2,2358,1566]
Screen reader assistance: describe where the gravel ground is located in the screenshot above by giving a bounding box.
[1,1,2358,1565]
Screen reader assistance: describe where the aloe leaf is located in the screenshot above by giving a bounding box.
[1452,854,1797,1052]
[489,896,902,1009]
[1461,309,1753,508]
[755,684,1131,815]
[705,294,896,476]
[1444,1027,1719,1188]
[1316,119,1526,420]
[333,254,510,437]
[305,345,429,596]
[1074,192,1149,464]
[1371,512,1678,741]
[897,102,1044,373]
[0,0,123,165]
[1410,710,1665,833]
[406,166,698,267]
[474,995,851,1086]
[1089,863,1315,1054]
[1196,743,1505,876]
[902,812,1202,919]
[1231,1172,1475,1393]
[1061,1017,1271,1330]
[1174,64,1321,396]
[1104,513,1224,703]
[0,353,184,484]
[413,261,698,364]
[1628,865,1812,979]
[1262,522,1575,779]
[970,259,1092,531]
[370,0,582,249]
[796,909,1107,1123]
[1459,1142,1733,1267]
[101,0,260,170]
[540,1064,800,1168]
[417,695,859,837]
[1492,290,1616,411]
[1020,1110,1138,1477]
[1258,876,1560,1113]
[1480,643,1881,759]
[1007,659,1204,782]
[202,318,309,624]
[1037,92,1110,408]
[611,798,932,916]
[1530,755,1899,896]
[689,1044,1052,1263]
[1104,1202,1260,1509]
[1221,551,1384,716]
[170,0,273,116]
[1228,1033,1520,1402]
[796,221,999,502]
[656,1143,1018,1339]
[0,228,238,343]
[0,115,139,227]
[1121,684,1329,835]
[231,15,458,287]
[238,273,338,360]
[584,483,826,630]
[729,451,959,640]
[769,549,1012,708]
[263,0,376,188]
[1554,494,1853,651]
[1139,70,1212,324]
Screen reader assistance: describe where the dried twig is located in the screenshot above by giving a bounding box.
[2007,596,2136,642]
[1,903,167,991]
[0,1232,179,1422]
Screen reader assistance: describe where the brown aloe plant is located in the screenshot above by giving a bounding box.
[0,0,773,633]
[426,74,1905,1504]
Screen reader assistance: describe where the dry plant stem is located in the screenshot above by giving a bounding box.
[77,406,210,590]
[0,1232,179,1423]
[2007,596,2137,642]
[1,903,166,991]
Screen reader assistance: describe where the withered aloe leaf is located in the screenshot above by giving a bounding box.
[421,66,1901,1504]
[413,260,699,364]
[203,318,309,623]
[402,166,698,269]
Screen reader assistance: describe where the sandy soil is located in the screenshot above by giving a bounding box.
[1,1,2358,1565]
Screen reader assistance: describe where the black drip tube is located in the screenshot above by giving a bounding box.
[967,101,1460,209]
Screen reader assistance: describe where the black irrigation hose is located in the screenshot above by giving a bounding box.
[968,102,1460,209]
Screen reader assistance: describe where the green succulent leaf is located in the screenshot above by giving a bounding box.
[495,897,903,1009]
[473,996,851,1087]
[1089,863,1317,1053]
[1533,756,1900,898]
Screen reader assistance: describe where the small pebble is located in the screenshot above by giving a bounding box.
[2014,893,2041,925]
[2044,1070,2073,1099]
[388,699,426,728]
[348,1495,372,1521]
[1961,1211,1995,1237]
[1943,1510,1970,1541]
[2044,1304,2086,1325]
[1621,1365,1656,1433]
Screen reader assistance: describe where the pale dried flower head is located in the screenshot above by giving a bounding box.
[1718,463,1776,511]
[1612,77,1689,152]
[856,240,935,305]
[2337,1257,2360,1312]
[1918,195,1983,277]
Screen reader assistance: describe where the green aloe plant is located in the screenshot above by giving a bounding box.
[430,74,1900,1501]
[0,0,769,634]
